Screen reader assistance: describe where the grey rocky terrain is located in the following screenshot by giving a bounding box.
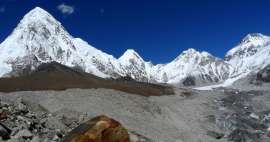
[1,87,269,142]
[0,88,218,142]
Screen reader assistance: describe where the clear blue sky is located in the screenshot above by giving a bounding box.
[0,0,270,63]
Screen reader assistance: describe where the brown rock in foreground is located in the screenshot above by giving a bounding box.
[62,115,130,142]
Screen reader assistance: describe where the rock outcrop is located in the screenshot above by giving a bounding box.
[62,115,130,142]
[256,65,270,82]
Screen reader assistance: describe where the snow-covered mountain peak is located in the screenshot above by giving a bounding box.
[241,33,269,44]
[29,6,47,14]
[120,49,141,59]
[201,51,212,57]
[118,49,144,64]
[117,49,153,82]
[0,7,82,77]
[182,48,198,54]
[225,33,270,76]
[8,6,73,48]
[17,7,59,29]
[174,48,215,62]
[226,33,270,60]
[179,48,212,57]
[23,7,50,19]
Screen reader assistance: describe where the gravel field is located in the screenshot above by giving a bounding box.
[1,88,269,142]
[0,88,224,142]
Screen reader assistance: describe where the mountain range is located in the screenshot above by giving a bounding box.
[0,7,270,87]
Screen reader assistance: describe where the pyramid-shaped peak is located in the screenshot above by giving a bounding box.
[123,49,139,56]
[11,6,69,40]
[24,7,52,19]
[118,49,145,63]
[120,49,141,58]
[18,7,58,26]
[29,7,48,14]
[0,5,77,64]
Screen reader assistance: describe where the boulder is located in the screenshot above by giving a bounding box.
[14,129,33,139]
[62,115,130,142]
[14,97,28,113]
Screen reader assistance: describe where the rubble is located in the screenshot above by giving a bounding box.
[0,98,140,142]
[213,90,270,142]
[0,98,68,142]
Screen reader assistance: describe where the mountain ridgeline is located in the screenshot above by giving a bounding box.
[0,7,270,87]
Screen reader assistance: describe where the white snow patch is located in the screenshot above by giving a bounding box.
[194,72,250,90]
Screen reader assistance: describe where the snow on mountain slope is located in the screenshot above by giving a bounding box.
[225,33,270,76]
[0,7,84,77]
[2,7,269,87]
[195,33,270,89]
[73,38,124,78]
[118,49,154,82]
[152,48,233,85]
[0,7,124,78]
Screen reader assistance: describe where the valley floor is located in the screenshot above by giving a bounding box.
[1,88,270,142]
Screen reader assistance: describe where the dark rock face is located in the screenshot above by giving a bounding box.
[5,55,41,77]
[115,76,135,82]
[182,76,196,86]
[257,65,270,82]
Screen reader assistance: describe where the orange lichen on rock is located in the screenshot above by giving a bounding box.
[62,115,130,142]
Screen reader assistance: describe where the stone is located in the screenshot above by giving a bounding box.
[14,129,33,139]
[62,115,130,142]
[14,97,28,113]
[0,123,12,140]
[0,111,8,120]
[46,116,67,130]
[30,136,41,142]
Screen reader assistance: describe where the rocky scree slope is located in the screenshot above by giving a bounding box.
[0,97,149,142]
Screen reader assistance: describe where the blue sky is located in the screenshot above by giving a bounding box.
[0,0,270,63]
